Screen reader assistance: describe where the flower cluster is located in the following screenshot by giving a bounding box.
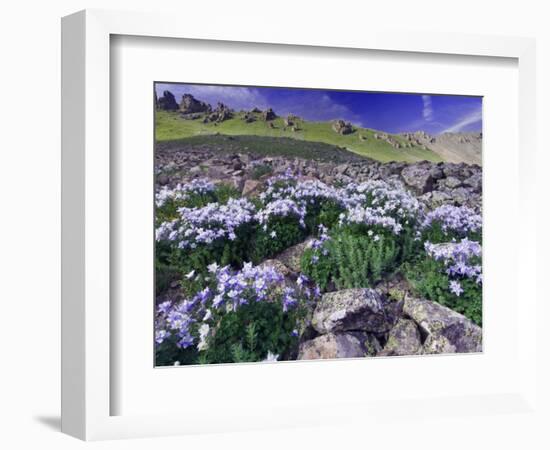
[344,180,421,219]
[209,262,287,311]
[424,238,483,295]
[155,262,311,353]
[156,198,256,248]
[155,178,215,207]
[155,300,195,349]
[255,198,307,228]
[421,205,481,236]
[306,224,331,264]
[340,205,403,235]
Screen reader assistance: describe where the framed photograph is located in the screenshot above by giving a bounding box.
[62,9,540,442]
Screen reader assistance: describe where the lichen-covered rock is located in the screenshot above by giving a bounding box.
[312,288,390,334]
[242,179,262,196]
[401,165,435,194]
[378,319,422,356]
[274,238,314,272]
[298,332,380,360]
[404,296,482,354]
[257,259,291,277]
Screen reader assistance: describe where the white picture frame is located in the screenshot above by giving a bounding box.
[61,9,541,441]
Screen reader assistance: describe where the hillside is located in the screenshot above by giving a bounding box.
[400,131,482,165]
[155,110,443,164]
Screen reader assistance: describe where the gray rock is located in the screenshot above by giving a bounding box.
[401,165,435,194]
[242,179,262,196]
[404,296,482,354]
[298,332,380,360]
[157,90,179,111]
[274,238,314,272]
[440,176,462,189]
[463,172,482,193]
[312,288,390,334]
[257,259,291,277]
[379,319,422,356]
[179,93,210,114]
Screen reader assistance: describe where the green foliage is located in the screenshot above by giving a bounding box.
[213,183,241,204]
[301,228,404,291]
[405,258,482,326]
[250,163,273,180]
[201,302,299,364]
[251,217,307,262]
[155,334,200,366]
[305,200,345,232]
[422,222,482,245]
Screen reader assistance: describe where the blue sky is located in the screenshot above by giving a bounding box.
[156,83,482,135]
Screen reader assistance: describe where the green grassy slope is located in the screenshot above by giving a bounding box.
[155,110,442,163]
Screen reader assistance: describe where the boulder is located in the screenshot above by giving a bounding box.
[274,238,314,272]
[378,319,422,356]
[263,108,277,121]
[312,288,390,334]
[401,165,435,194]
[298,332,380,360]
[179,93,211,114]
[157,90,179,111]
[258,259,291,277]
[242,179,262,196]
[463,171,482,193]
[404,296,482,354]
[332,119,353,135]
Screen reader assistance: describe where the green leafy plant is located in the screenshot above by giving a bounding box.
[404,258,482,326]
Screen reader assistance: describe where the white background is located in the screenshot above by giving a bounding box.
[1,1,548,449]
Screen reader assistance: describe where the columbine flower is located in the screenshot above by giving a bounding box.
[197,324,210,351]
[449,280,464,296]
[207,262,219,273]
[263,351,279,362]
[270,230,277,238]
[185,270,196,279]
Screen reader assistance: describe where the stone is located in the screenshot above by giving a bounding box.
[440,176,462,189]
[179,93,211,114]
[258,259,291,277]
[332,119,353,135]
[312,288,390,334]
[378,319,422,356]
[157,173,169,186]
[401,165,435,194]
[242,179,262,196]
[463,171,482,193]
[263,108,277,121]
[298,332,380,360]
[404,296,482,354]
[157,90,179,111]
[274,238,314,272]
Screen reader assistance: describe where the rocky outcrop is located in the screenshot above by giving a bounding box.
[274,238,314,273]
[379,319,422,356]
[204,102,233,123]
[298,332,380,360]
[311,288,390,334]
[404,296,482,354]
[401,164,442,194]
[262,108,277,121]
[332,119,354,135]
[157,90,179,111]
[155,146,481,211]
[179,94,211,114]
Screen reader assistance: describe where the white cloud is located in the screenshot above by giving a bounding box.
[443,109,482,133]
[422,95,433,121]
